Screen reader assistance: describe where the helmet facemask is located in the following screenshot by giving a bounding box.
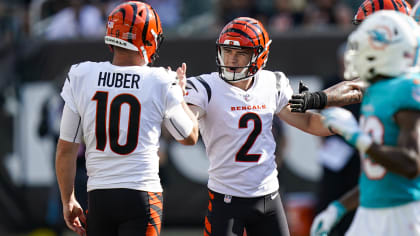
[148,31,164,66]
[215,17,271,83]
[216,44,263,82]
[343,43,359,80]
[345,11,420,82]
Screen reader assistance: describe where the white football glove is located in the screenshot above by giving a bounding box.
[321,107,372,153]
[310,201,347,236]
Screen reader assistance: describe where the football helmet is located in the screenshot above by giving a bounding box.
[216,17,272,82]
[344,11,420,81]
[353,0,411,25]
[411,1,420,24]
[105,1,163,65]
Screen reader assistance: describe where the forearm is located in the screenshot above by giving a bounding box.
[56,139,79,204]
[278,108,333,136]
[367,143,420,179]
[323,79,365,107]
[306,112,334,136]
[337,185,359,211]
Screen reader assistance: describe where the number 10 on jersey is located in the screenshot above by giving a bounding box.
[92,91,141,155]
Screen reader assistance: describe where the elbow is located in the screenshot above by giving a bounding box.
[402,152,420,179]
[404,165,420,179]
[178,126,199,146]
[401,159,420,179]
[180,137,198,146]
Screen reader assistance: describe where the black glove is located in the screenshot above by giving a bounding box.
[289,81,327,113]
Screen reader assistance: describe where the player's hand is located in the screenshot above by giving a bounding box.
[310,201,346,236]
[289,81,310,112]
[176,62,187,96]
[321,107,372,153]
[322,79,365,106]
[63,200,86,236]
[289,81,327,112]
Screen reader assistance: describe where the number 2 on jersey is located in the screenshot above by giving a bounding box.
[92,91,141,155]
[235,112,262,162]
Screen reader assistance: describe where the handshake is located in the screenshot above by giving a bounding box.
[290,81,372,154]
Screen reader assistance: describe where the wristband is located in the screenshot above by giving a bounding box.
[331,200,347,221]
[308,91,327,109]
[347,132,373,153]
[315,91,327,109]
[357,133,373,153]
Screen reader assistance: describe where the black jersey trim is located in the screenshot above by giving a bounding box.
[186,79,198,92]
[73,116,81,143]
[169,118,187,139]
[196,76,212,103]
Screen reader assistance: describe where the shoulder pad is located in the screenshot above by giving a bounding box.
[273,71,288,91]
[186,75,212,103]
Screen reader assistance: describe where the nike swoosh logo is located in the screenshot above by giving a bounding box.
[271,192,279,200]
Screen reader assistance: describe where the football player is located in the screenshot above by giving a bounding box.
[289,0,412,113]
[184,17,334,236]
[311,11,420,236]
[55,2,198,236]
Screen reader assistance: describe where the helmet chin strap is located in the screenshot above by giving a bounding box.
[222,67,249,82]
[140,46,149,65]
[219,51,252,82]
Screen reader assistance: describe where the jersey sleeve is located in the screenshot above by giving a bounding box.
[150,67,185,118]
[403,78,420,110]
[60,64,79,113]
[184,76,209,111]
[274,71,293,113]
[164,82,184,117]
[59,104,82,143]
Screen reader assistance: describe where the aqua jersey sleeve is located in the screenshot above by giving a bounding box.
[401,75,420,111]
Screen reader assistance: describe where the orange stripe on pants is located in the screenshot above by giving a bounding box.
[146,192,163,236]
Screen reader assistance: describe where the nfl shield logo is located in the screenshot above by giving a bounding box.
[224,195,232,204]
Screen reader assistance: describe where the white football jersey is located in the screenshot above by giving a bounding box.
[184,70,293,197]
[61,61,183,192]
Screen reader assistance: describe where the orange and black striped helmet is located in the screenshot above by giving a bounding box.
[105,1,163,65]
[353,0,411,25]
[216,17,272,82]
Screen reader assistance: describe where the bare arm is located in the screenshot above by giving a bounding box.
[56,139,80,209]
[278,105,333,136]
[56,139,86,235]
[337,185,360,211]
[366,110,420,179]
[324,78,367,107]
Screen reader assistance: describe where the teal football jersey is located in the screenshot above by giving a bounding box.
[359,73,420,208]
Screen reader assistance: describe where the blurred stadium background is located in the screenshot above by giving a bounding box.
[0,0,402,235]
